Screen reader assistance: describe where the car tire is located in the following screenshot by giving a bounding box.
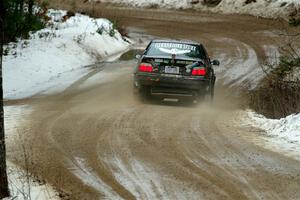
[210,76,216,102]
[135,85,151,101]
[204,79,214,103]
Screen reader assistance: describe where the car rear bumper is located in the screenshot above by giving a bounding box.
[134,72,210,96]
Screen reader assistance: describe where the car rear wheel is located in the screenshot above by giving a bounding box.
[205,78,215,102]
[134,85,151,101]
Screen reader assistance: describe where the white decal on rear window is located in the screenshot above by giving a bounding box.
[158,48,191,55]
[154,43,196,51]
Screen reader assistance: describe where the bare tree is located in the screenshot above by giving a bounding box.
[0,0,9,198]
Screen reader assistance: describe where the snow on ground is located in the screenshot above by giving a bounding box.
[286,67,300,82]
[4,162,58,200]
[213,37,262,89]
[262,44,280,63]
[3,9,131,100]
[97,0,300,19]
[4,106,58,200]
[68,157,123,200]
[246,110,300,160]
[214,0,300,19]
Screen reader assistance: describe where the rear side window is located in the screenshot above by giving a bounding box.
[146,42,206,59]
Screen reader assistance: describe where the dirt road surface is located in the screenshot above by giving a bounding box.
[6,7,300,200]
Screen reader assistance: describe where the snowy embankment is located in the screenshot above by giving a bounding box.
[3,9,131,100]
[98,0,300,19]
[247,111,300,160]
[4,162,58,200]
[215,0,299,19]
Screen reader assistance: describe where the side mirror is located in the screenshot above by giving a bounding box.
[211,59,220,66]
[135,54,141,60]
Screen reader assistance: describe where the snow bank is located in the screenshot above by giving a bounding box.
[3,9,130,100]
[214,0,299,19]
[98,0,300,19]
[100,0,192,9]
[247,110,300,159]
[4,162,58,200]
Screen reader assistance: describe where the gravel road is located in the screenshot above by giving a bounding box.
[7,6,300,200]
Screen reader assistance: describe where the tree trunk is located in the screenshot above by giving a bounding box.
[28,0,34,17]
[0,0,10,198]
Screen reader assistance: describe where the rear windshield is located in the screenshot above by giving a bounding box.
[146,42,206,59]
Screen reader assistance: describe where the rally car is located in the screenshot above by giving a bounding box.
[133,39,220,102]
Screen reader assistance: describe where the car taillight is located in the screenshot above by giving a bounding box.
[192,68,206,76]
[139,63,153,72]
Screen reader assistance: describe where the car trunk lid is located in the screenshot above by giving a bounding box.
[141,56,204,76]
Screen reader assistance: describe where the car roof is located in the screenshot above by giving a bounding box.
[151,39,202,46]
